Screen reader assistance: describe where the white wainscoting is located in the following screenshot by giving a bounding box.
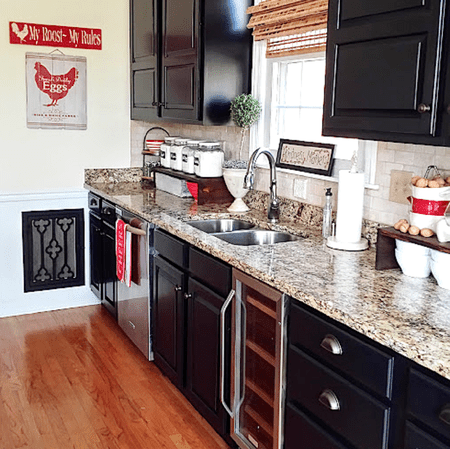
[0,189,100,318]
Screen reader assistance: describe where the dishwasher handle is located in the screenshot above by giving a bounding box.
[220,289,235,418]
[126,225,146,236]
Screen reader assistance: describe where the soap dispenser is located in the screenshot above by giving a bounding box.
[322,188,333,238]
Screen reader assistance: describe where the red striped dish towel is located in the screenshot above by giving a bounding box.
[116,219,126,283]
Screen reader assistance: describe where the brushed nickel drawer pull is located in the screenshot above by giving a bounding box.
[319,389,340,411]
[320,334,343,355]
[128,320,136,330]
[439,404,450,426]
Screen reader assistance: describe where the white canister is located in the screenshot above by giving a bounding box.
[195,141,224,177]
[171,138,188,171]
[182,139,202,174]
[160,136,178,168]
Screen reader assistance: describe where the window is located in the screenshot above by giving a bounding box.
[250,40,378,186]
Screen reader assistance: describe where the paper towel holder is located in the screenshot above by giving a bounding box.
[326,235,368,251]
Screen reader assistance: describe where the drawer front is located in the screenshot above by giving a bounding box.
[154,228,188,268]
[404,421,450,449]
[189,247,231,297]
[285,403,350,449]
[290,301,394,398]
[287,345,390,449]
[408,368,450,440]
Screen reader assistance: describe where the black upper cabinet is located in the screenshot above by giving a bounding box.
[131,0,252,125]
[323,0,450,145]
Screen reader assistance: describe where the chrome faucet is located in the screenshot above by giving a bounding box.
[244,148,280,223]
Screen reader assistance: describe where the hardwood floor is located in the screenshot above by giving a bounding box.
[0,305,231,449]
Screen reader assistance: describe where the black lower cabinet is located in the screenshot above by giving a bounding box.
[153,255,185,388]
[89,212,117,319]
[152,229,232,442]
[185,277,230,436]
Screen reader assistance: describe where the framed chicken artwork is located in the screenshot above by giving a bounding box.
[26,52,87,129]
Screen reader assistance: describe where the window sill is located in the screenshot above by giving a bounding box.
[256,164,380,191]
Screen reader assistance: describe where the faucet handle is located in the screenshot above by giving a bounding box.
[243,172,254,190]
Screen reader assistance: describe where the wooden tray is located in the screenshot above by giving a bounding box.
[376,227,450,270]
[152,167,233,206]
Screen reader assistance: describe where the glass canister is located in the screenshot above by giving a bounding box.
[195,141,224,177]
[160,136,178,168]
[171,138,188,171]
[182,139,202,174]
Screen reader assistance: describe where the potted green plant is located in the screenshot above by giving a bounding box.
[223,94,262,212]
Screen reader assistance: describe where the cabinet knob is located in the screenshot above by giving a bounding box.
[439,404,450,426]
[184,293,192,299]
[417,103,431,113]
[319,389,340,411]
[174,285,182,292]
[320,334,343,355]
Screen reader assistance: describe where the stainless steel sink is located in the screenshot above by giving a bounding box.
[213,229,302,246]
[186,219,255,233]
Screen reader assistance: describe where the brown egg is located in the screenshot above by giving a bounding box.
[408,225,420,235]
[411,175,421,186]
[428,180,441,188]
[394,219,408,230]
[420,228,434,237]
[415,178,429,188]
[399,223,410,233]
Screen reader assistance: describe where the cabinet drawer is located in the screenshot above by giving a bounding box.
[408,368,450,440]
[290,301,394,398]
[154,228,188,268]
[189,247,231,297]
[285,402,350,449]
[404,421,450,449]
[287,345,390,449]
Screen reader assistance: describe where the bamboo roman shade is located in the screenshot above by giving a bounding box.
[247,0,328,58]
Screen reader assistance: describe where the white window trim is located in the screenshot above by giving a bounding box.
[249,40,379,190]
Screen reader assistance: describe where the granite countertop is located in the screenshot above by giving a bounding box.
[86,180,450,381]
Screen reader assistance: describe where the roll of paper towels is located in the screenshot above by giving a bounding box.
[335,170,365,244]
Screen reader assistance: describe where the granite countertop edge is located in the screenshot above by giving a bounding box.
[85,181,450,381]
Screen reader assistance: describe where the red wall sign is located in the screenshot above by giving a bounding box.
[10,22,102,50]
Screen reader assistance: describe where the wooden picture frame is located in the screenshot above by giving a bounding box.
[275,139,335,176]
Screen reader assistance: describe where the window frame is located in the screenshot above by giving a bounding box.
[249,39,379,188]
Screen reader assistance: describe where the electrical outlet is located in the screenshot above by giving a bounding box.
[293,179,308,199]
[389,170,413,205]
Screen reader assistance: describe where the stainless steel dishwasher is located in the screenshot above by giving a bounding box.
[116,206,154,360]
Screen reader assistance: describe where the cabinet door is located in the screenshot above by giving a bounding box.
[323,0,448,144]
[131,0,159,121]
[89,213,102,300]
[153,255,185,387]
[160,0,201,121]
[185,277,230,437]
[102,224,117,319]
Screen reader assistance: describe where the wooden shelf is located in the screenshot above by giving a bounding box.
[244,405,274,437]
[376,226,450,270]
[246,339,276,367]
[246,378,274,406]
[247,295,277,319]
[153,167,233,205]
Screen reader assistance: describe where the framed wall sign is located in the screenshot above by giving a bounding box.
[275,139,335,176]
[26,52,87,130]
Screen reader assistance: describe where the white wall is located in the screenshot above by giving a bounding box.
[0,0,130,316]
[1,0,131,193]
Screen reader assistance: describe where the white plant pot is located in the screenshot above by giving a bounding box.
[222,168,249,213]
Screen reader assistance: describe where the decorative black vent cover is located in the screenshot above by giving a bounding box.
[22,209,85,293]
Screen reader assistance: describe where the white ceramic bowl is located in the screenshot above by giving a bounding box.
[430,249,450,264]
[409,212,442,233]
[431,259,450,289]
[395,239,430,256]
[395,249,431,278]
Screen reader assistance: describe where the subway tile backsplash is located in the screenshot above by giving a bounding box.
[131,120,450,228]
